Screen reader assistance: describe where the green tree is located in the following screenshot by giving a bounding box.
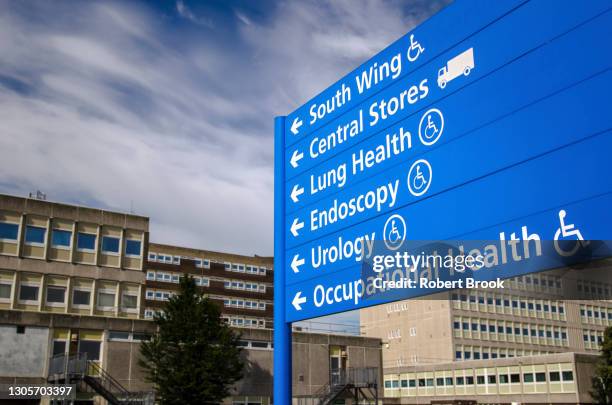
[592,326,612,404]
[139,275,244,404]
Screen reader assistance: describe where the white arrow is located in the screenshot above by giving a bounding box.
[291,117,303,135]
[290,149,304,169]
[292,291,307,311]
[291,254,305,273]
[290,217,304,237]
[290,184,304,203]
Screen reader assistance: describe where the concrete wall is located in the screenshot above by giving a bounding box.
[0,324,49,378]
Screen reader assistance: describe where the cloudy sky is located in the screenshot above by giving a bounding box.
[0,0,449,259]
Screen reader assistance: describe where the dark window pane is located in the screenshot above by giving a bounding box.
[550,372,561,382]
[25,226,46,244]
[523,373,534,383]
[0,222,19,240]
[73,290,91,305]
[535,372,546,382]
[19,285,39,301]
[77,233,96,250]
[52,230,72,247]
[79,340,101,361]
[108,331,129,340]
[101,236,119,253]
[562,371,573,381]
[46,286,65,303]
[125,240,141,256]
[52,341,66,356]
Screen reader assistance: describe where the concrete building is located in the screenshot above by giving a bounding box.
[361,267,612,404]
[0,193,382,405]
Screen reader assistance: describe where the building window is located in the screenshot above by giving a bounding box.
[79,340,101,361]
[146,271,155,281]
[125,239,142,256]
[46,286,66,305]
[52,229,72,248]
[73,289,91,306]
[172,256,180,265]
[121,293,138,310]
[535,372,546,382]
[549,372,561,382]
[19,283,39,302]
[52,340,66,356]
[77,233,96,251]
[148,252,157,261]
[25,225,46,245]
[523,373,534,383]
[0,282,11,300]
[101,236,120,254]
[97,291,115,309]
[562,371,574,381]
[0,222,19,241]
[108,331,130,341]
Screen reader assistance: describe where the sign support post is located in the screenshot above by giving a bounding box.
[273,116,291,404]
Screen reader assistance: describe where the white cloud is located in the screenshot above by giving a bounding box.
[0,0,447,259]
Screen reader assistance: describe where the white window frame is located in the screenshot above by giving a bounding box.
[72,288,92,309]
[18,281,40,304]
[171,274,180,283]
[146,290,155,300]
[45,285,67,307]
[146,271,155,281]
[172,256,181,265]
[148,252,157,261]
[96,289,116,310]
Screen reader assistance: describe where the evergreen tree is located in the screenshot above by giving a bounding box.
[592,326,612,404]
[140,275,244,404]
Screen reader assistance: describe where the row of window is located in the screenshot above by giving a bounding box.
[148,253,270,277]
[577,281,612,298]
[0,280,138,311]
[146,289,175,301]
[385,371,574,389]
[222,316,267,328]
[507,274,563,290]
[145,271,209,287]
[225,262,267,275]
[148,252,182,265]
[224,280,266,293]
[236,340,272,350]
[0,222,142,256]
[453,317,569,345]
[223,298,266,311]
[583,329,604,348]
[454,345,556,361]
[451,292,566,317]
[580,305,612,324]
[108,331,151,342]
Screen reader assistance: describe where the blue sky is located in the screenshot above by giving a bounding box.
[0,0,449,325]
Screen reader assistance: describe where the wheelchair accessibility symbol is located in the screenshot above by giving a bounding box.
[406,34,425,63]
[383,214,406,251]
[553,209,589,257]
[418,108,444,146]
[407,159,432,197]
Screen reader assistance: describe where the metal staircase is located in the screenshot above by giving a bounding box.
[315,367,379,405]
[48,353,154,405]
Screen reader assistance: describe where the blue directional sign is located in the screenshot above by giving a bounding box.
[274,1,612,402]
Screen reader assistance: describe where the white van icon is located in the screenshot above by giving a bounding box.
[437,47,474,89]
